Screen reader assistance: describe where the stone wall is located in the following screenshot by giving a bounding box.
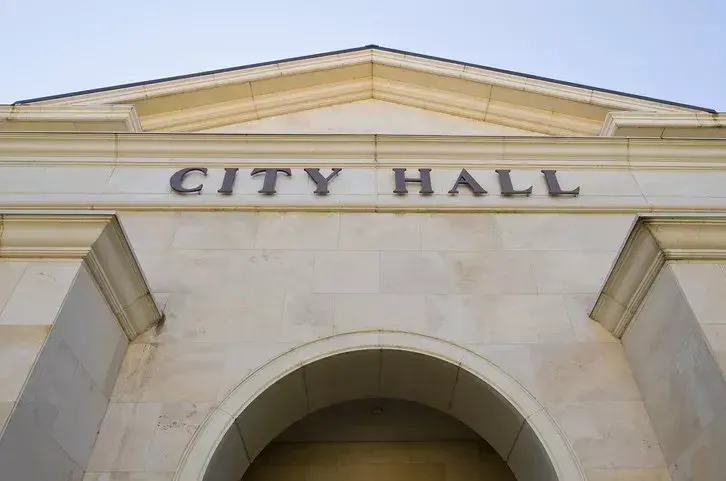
[0,264,127,481]
[81,211,671,481]
[0,260,80,436]
[624,263,726,480]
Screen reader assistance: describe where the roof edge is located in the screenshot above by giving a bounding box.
[12,44,717,114]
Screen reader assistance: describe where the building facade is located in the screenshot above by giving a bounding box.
[0,46,725,481]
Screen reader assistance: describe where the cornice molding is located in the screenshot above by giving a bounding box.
[1,133,726,170]
[0,105,142,132]
[0,203,724,215]
[591,214,726,337]
[0,211,162,340]
[140,78,602,135]
[17,49,712,138]
[143,79,371,132]
[600,112,726,137]
[30,48,694,116]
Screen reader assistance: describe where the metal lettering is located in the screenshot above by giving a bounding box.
[304,168,342,195]
[496,169,532,196]
[448,169,486,196]
[170,167,207,194]
[217,168,239,195]
[251,168,292,195]
[541,170,580,196]
[393,168,433,195]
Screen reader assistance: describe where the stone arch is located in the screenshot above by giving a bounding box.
[174,331,585,481]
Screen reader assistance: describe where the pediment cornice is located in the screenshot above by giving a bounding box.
[0,105,141,133]
[11,47,714,136]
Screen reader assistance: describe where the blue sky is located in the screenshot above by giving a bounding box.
[2,0,724,110]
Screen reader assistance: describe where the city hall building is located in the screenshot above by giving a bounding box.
[1,45,726,481]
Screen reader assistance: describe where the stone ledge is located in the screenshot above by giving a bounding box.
[591,213,726,337]
[600,112,726,138]
[0,211,161,340]
[0,105,141,133]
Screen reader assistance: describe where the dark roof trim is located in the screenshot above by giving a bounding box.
[13,45,717,113]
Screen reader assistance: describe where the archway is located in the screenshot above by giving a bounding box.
[174,332,585,481]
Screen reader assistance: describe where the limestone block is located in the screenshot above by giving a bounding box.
[147,290,279,343]
[668,409,726,481]
[670,262,726,325]
[420,214,503,251]
[334,293,427,333]
[51,361,108,468]
[563,295,616,343]
[202,424,249,481]
[0,262,29,314]
[304,350,380,411]
[338,213,421,251]
[380,251,537,295]
[529,343,641,405]
[0,401,12,432]
[112,342,225,403]
[235,250,316,295]
[428,294,573,343]
[481,294,574,343]
[495,214,634,251]
[0,401,84,481]
[507,415,558,481]
[117,212,179,250]
[144,403,215,472]
[218,343,295,401]
[135,248,317,295]
[449,368,524,460]
[623,265,726,466]
[313,251,380,293]
[0,261,80,326]
[464,344,538,397]
[282,293,335,339]
[530,250,617,294]
[0,325,48,403]
[86,402,163,471]
[18,333,78,430]
[379,350,458,412]
[700,324,726,372]
[172,212,259,250]
[54,266,128,397]
[551,401,665,469]
[236,369,308,460]
[255,213,339,250]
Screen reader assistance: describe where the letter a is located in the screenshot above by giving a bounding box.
[448,169,486,196]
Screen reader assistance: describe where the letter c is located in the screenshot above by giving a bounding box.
[170,167,208,194]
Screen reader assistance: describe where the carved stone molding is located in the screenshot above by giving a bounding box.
[2,132,726,170]
[0,211,162,339]
[600,111,726,138]
[15,47,708,137]
[0,105,142,132]
[591,214,726,337]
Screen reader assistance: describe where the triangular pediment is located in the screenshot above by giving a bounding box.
[6,45,718,137]
[199,99,544,136]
